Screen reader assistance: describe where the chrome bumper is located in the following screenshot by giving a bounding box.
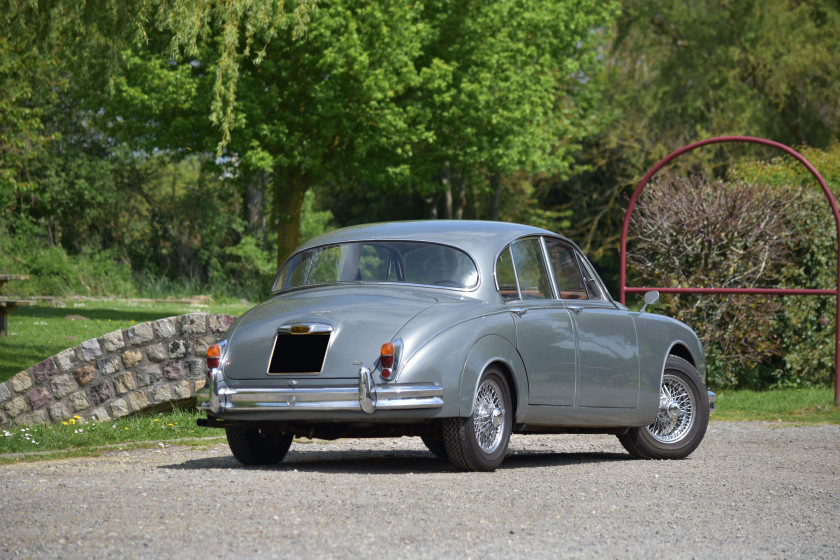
[708,390,716,412]
[196,367,444,415]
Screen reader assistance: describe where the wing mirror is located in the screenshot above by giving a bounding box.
[640,290,660,313]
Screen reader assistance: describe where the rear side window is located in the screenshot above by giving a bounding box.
[495,248,519,301]
[495,238,552,301]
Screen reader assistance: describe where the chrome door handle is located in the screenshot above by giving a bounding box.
[509,308,527,317]
[567,305,583,315]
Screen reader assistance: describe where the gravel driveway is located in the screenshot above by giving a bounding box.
[1,421,838,559]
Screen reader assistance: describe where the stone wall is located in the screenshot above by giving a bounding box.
[0,313,235,428]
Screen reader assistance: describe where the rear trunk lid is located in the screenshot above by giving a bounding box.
[222,286,437,381]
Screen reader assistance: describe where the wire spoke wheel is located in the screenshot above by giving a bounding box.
[617,355,710,460]
[646,373,696,443]
[473,378,506,453]
[442,367,512,471]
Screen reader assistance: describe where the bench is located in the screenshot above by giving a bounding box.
[0,299,36,337]
[0,274,35,337]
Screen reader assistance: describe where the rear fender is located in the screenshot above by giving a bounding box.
[459,335,528,422]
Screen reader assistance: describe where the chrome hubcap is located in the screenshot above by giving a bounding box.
[474,379,505,453]
[647,373,696,444]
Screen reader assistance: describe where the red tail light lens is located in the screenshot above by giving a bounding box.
[380,342,395,369]
[207,344,221,371]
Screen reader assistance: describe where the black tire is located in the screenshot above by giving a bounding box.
[420,434,448,459]
[618,355,710,460]
[443,367,512,471]
[225,427,293,466]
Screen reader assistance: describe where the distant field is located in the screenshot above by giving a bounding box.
[0,299,251,382]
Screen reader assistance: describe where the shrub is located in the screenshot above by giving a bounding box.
[732,144,840,388]
[629,174,800,388]
[629,143,840,389]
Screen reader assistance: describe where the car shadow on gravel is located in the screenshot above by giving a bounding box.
[160,449,631,474]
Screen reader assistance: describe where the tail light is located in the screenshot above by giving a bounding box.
[379,341,399,381]
[207,344,221,373]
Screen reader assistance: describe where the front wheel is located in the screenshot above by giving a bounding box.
[443,367,512,471]
[618,355,710,459]
[225,427,293,465]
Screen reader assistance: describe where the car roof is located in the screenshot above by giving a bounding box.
[297,220,564,258]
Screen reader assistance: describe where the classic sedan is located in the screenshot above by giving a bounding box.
[197,220,714,471]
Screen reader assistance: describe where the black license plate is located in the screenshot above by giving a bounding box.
[267,332,330,374]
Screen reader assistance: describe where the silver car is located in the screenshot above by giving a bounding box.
[197,220,714,471]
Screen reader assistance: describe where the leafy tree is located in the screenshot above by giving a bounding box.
[409,0,618,222]
[0,0,315,150]
[550,0,840,289]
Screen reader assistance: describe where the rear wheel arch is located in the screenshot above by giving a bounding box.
[458,335,527,421]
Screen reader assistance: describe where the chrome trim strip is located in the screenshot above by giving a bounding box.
[277,323,334,334]
[196,367,444,415]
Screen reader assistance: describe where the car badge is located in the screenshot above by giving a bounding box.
[310,310,331,316]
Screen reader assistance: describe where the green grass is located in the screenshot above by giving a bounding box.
[0,299,251,382]
[712,387,840,423]
[0,407,226,464]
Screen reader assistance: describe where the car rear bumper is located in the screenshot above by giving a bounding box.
[196,367,444,415]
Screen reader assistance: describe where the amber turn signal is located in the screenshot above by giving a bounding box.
[380,342,395,369]
[207,344,221,371]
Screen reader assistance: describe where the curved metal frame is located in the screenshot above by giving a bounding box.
[618,136,840,406]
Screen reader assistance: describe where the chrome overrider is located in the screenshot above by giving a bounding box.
[197,366,444,415]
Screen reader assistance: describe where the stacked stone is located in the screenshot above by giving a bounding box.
[0,313,236,428]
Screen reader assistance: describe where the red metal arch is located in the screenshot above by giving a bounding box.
[618,136,840,405]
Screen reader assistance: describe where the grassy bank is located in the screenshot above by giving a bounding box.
[0,407,225,464]
[0,299,251,382]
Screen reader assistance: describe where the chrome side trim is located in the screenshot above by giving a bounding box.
[196,367,444,415]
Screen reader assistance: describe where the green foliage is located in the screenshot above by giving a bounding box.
[629,144,840,389]
[299,189,334,243]
[731,144,840,388]
[0,0,315,152]
[559,0,840,289]
[0,230,135,298]
[629,175,800,388]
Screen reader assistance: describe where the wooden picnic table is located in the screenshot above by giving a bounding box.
[0,275,35,337]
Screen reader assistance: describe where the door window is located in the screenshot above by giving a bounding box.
[545,238,604,301]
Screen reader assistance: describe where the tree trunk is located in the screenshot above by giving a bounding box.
[454,175,467,220]
[442,161,453,219]
[275,168,306,269]
[245,174,265,235]
[490,170,501,221]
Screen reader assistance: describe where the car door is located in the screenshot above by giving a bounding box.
[497,238,577,406]
[544,238,641,408]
